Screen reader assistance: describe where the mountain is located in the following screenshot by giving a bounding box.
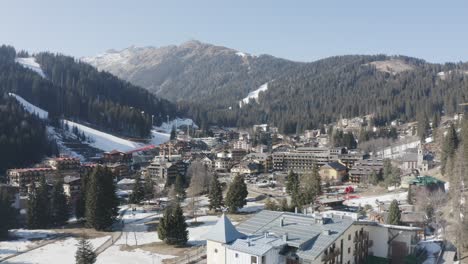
[0,45,177,138]
[82,40,302,102]
[84,41,468,133]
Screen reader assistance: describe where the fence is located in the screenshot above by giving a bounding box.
[163,245,207,264]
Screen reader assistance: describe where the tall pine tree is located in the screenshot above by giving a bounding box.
[441,124,459,175]
[51,179,69,226]
[85,167,119,231]
[387,199,401,225]
[27,176,50,229]
[129,176,144,204]
[157,203,188,246]
[0,188,17,240]
[208,173,223,211]
[225,174,248,213]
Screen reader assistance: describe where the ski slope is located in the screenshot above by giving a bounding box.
[155,118,198,133]
[239,82,268,107]
[8,93,49,119]
[15,57,46,78]
[63,120,143,152]
[10,91,171,152]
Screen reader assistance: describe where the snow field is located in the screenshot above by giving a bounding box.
[239,82,269,107]
[15,57,46,78]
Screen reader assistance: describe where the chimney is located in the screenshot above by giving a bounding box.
[282,233,288,242]
[295,207,298,214]
[323,229,331,236]
[280,217,285,227]
[264,232,268,239]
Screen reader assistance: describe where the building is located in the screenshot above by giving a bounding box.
[146,157,180,185]
[63,176,81,206]
[47,157,81,171]
[273,148,344,173]
[206,210,422,264]
[102,150,132,164]
[243,153,272,173]
[215,158,233,172]
[107,163,130,179]
[7,168,56,195]
[230,162,259,175]
[349,159,384,184]
[231,149,248,162]
[319,162,348,182]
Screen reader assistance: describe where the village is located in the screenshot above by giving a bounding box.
[0,108,462,264]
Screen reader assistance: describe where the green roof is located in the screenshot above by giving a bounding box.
[410,176,444,186]
[365,256,389,264]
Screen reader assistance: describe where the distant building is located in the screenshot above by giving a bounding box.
[102,150,132,164]
[231,162,259,175]
[319,162,348,182]
[272,148,345,173]
[7,168,56,195]
[349,159,384,184]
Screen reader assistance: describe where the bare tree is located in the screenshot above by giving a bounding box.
[187,161,213,195]
[415,188,447,238]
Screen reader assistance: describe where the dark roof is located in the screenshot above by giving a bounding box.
[323,162,347,171]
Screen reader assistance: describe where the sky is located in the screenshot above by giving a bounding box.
[1,0,468,63]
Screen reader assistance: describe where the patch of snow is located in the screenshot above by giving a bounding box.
[236,51,247,58]
[150,130,170,145]
[15,57,46,78]
[238,201,265,213]
[155,118,198,133]
[63,120,143,152]
[344,192,407,210]
[4,236,109,264]
[9,93,48,119]
[239,82,269,107]
[96,246,174,264]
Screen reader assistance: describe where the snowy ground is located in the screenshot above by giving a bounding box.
[63,120,143,152]
[239,82,268,107]
[8,93,48,119]
[238,201,265,213]
[15,57,46,78]
[0,230,56,260]
[155,118,198,133]
[4,236,110,264]
[343,191,407,209]
[150,130,170,145]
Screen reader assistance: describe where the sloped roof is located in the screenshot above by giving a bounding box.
[323,162,347,171]
[205,214,246,243]
[226,234,286,256]
[236,210,354,261]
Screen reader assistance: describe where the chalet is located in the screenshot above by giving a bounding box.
[319,162,348,182]
[230,162,259,175]
[47,157,81,171]
[63,176,81,206]
[107,163,130,179]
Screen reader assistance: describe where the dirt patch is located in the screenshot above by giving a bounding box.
[51,227,111,239]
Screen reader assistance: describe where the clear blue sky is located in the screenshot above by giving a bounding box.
[2,0,468,63]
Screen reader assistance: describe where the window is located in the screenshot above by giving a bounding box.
[235,253,239,258]
[262,256,266,263]
[348,247,351,254]
[348,234,351,240]
[214,249,218,253]
[251,256,257,264]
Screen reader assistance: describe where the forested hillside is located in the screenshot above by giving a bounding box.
[85,41,468,133]
[0,96,57,174]
[0,45,177,138]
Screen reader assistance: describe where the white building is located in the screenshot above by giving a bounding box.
[206,211,421,264]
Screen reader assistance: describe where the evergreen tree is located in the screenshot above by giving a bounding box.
[75,172,89,219]
[157,207,170,241]
[225,175,248,213]
[27,177,50,229]
[167,203,188,246]
[441,124,459,175]
[173,174,186,202]
[0,189,17,240]
[143,174,154,200]
[85,167,119,231]
[157,203,188,246]
[170,125,177,140]
[50,179,69,226]
[75,238,96,264]
[208,173,223,211]
[368,170,379,185]
[286,170,299,196]
[129,176,144,204]
[302,164,322,205]
[417,112,430,142]
[387,200,401,225]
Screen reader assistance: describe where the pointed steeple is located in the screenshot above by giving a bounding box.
[205,214,245,243]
